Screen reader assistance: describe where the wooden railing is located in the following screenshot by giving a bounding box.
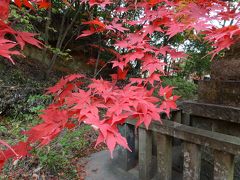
[118,118,240,180]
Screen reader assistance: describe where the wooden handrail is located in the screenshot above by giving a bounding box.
[127,119,240,155]
[181,101,240,123]
[118,118,240,180]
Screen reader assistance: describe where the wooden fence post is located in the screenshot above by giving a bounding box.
[117,123,137,171]
[156,133,173,180]
[139,128,153,180]
[183,142,201,180]
[182,113,191,125]
[172,110,182,123]
[213,150,234,180]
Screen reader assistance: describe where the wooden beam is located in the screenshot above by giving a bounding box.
[181,101,240,123]
[127,119,240,155]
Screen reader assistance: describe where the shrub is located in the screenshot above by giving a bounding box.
[162,77,197,100]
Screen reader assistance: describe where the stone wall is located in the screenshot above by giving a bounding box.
[211,42,240,81]
[23,45,95,75]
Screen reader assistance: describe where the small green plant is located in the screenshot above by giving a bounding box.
[34,126,93,178]
[27,94,52,114]
[0,126,7,134]
[45,45,73,61]
[0,94,52,144]
[9,5,45,32]
[161,77,197,100]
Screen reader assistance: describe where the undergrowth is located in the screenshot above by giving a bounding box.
[0,94,97,179]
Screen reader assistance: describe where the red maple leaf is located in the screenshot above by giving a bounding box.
[96,123,130,157]
[142,54,166,75]
[0,0,10,21]
[25,108,69,146]
[112,60,126,71]
[82,0,113,8]
[123,49,145,64]
[158,86,174,99]
[111,68,128,80]
[106,21,129,33]
[38,0,51,9]
[14,0,51,9]
[0,40,22,64]
[15,31,43,50]
[47,74,84,94]
[83,18,106,29]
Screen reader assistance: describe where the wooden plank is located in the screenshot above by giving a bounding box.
[117,124,137,171]
[127,120,240,155]
[139,128,152,180]
[213,150,234,180]
[183,142,201,180]
[156,133,172,180]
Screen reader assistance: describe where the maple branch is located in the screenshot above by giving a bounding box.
[62,26,83,51]
[42,0,52,69]
[46,5,82,77]
[94,62,111,78]
[94,34,102,78]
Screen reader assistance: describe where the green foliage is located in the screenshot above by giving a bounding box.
[27,95,52,114]
[181,38,212,79]
[0,126,8,133]
[9,94,52,125]
[1,94,52,143]
[9,5,45,32]
[45,45,73,61]
[162,77,197,100]
[1,93,94,178]
[33,126,92,178]
[59,126,92,155]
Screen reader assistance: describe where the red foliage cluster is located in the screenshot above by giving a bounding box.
[0,0,239,171]
[0,0,42,64]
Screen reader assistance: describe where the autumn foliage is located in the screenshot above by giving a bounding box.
[0,0,240,171]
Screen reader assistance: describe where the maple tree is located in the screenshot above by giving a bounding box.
[0,0,240,171]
